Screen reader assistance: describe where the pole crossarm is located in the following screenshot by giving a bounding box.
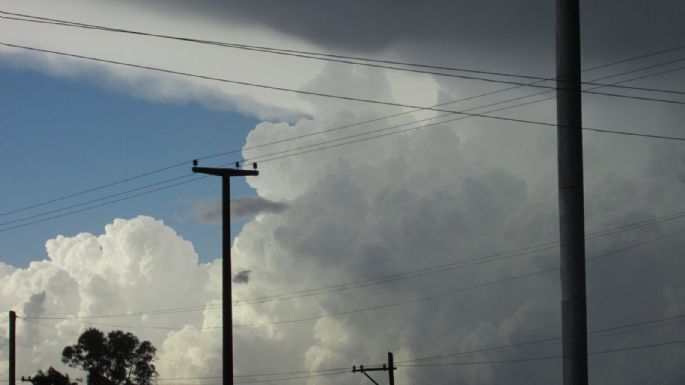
[192,166,259,177]
[351,353,396,385]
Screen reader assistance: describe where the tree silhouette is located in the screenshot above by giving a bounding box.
[61,328,157,385]
[27,367,77,385]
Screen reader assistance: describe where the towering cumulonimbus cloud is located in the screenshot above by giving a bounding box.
[2,60,685,384]
[1,1,685,383]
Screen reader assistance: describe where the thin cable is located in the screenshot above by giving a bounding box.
[233,229,683,328]
[31,227,676,330]
[0,174,194,227]
[248,63,685,165]
[0,175,206,232]
[1,46,683,219]
[0,75,681,234]
[2,12,685,98]
[0,160,187,216]
[234,371,347,384]
[22,212,685,321]
[4,42,685,131]
[398,312,685,364]
[398,338,685,368]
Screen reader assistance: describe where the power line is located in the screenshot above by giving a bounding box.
[0,161,187,216]
[23,311,685,373]
[1,47,683,221]
[0,58,684,227]
[4,41,685,127]
[0,55,681,238]
[0,174,194,227]
[21,227,684,330]
[2,11,685,98]
[245,55,685,166]
[398,313,685,364]
[0,175,205,232]
[233,371,348,384]
[246,64,685,165]
[4,33,685,108]
[397,338,685,368]
[20,210,685,321]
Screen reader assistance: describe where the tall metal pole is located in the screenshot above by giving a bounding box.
[9,311,16,385]
[192,162,258,385]
[555,1,588,385]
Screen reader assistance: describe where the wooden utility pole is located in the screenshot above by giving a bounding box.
[191,160,258,385]
[555,1,589,385]
[9,311,16,385]
[352,352,397,385]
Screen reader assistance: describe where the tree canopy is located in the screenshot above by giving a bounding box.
[60,328,157,385]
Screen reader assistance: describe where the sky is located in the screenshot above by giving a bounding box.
[1,1,685,385]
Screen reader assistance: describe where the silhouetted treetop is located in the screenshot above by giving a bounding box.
[27,367,77,385]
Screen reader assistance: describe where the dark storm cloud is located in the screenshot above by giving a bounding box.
[195,196,289,224]
[132,0,553,53]
[127,0,684,65]
[233,269,251,284]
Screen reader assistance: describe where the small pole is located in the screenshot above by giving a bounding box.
[9,311,16,385]
[222,175,232,385]
[387,352,394,385]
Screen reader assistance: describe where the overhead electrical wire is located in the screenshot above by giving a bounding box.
[397,338,685,368]
[3,38,685,108]
[2,10,685,99]
[238,56,685,164]
[398,313,685,364]
[1,41,683,218]
[19,311,685,371]
[0,175,205,231]
[1,41,684,147]
[18,210,685,320]
[0,174,195,227]
[4,36,685,135]
[11,320,348,384]
[1,58,685,231]
[19,227,685,330]
[0,45,683,221]
[0,8,680,85]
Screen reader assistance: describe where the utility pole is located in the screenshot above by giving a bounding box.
[191,160,258,385]
[9,311,16,385]
[352,352,397,385]
[555,1,588,385]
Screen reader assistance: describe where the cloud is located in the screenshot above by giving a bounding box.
[0,216,224,379]
[195,196,289,224]
[233,270,251,284]
[2,2,685,384]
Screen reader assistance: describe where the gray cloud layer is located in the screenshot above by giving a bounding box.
[126,0,685,67]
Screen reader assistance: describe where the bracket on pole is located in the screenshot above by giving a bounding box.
[352,352,396,385]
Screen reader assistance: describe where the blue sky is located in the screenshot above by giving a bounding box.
[1,63,259,267]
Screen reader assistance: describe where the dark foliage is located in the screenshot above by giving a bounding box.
[61,328,157,385]
[29,367,77,385]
